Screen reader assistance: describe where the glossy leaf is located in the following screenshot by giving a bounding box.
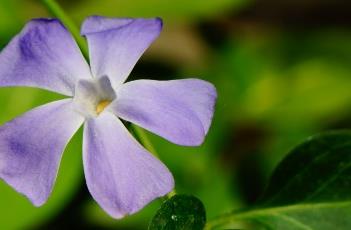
[149,195,206,230]
[206,131,351,229]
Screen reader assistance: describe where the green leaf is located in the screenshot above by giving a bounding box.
[149,195,206,230]
[206,131,351,229]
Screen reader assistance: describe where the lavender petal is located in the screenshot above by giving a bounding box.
[83,112,174,218]
[110,79,217,146]
[0,18,91,96]
[0,99,84,205]
[81,16,162,87]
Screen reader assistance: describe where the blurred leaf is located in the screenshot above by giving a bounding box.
[244,60,351,129]
[63,0,250,23]
[149,195,206,230]
[210,32,351,131]
[0,0,49,47]
[206,131,351,229]
[205,31,351,182]
[0,0,22,46]
[84,199,161,229]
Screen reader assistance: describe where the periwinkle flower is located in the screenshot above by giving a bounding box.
[0,16,216,218]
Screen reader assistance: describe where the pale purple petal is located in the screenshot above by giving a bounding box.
[109,79,217,146]
[0,18,91,96]
[81,16,162,87]
[83,112,174,218]
[0,99,84,206]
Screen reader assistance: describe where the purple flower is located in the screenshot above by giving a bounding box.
[0,16,216,218]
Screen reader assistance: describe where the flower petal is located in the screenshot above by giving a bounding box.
[0,99,84,206]
[0,18,91,96]
[81,16,162,87]
[83,112,174,218]
[109,79,217,146]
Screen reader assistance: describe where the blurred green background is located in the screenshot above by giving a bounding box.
[1,0,351,229]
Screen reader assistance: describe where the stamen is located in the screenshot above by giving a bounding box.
[96,100,111,115]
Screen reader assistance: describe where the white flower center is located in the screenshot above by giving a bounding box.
[73,76,116,117]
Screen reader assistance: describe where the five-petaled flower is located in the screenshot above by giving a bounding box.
[0,16,216,218]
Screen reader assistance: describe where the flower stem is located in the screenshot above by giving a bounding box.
[132,125,158,156]
[132,125,177,199]
[41,0,176,200]
[41,0,89,59]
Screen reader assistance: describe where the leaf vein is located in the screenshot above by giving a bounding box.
[262,141,350,205]
[304,160,351,201]
[271,212,313,230]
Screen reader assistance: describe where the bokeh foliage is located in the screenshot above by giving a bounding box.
[0,0,351,229]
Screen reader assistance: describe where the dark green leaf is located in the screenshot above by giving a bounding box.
[149,194,206,230]
[206,131,351,229]
[259,131,351,206]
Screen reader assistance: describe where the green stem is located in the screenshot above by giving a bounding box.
[132,125,158,156]
[41,0,176,200]
[132,125,177,199]
[41,0,89,59]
